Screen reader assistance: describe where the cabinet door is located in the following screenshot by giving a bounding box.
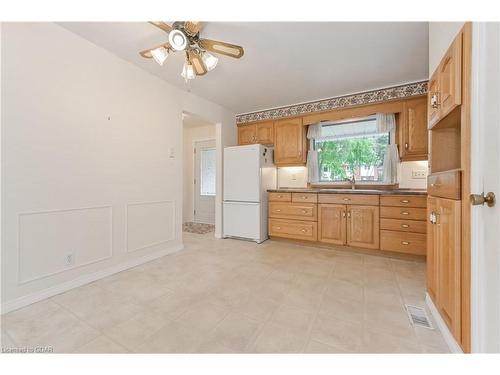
[318,204,346,245]
[428,70,441,128]
[256,122,274,145]
[439,33,462,120]
[427,196,438,302]
[436,198,462,340]
[274,118,306,166]
[401,97,428,161]
[238,124,256,145]
[346,205,380,249]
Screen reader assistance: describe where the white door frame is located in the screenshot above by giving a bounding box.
[192,138,216,224]
[470,22,500,353]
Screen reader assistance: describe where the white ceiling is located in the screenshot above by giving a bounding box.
[60,22,429,114]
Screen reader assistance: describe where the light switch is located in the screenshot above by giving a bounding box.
[411,169,426,179]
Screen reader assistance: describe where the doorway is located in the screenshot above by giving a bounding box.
[193,139,216,224]
[182,113,217,231]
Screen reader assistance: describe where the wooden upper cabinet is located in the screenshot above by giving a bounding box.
[346,205,380,249]
[256,122,274,144]
[427,196,438,303]
[436,197,462,340]
[238,124,256,145]
[439,33,462,120]
[318,204,346,245]
[400,97,428,161]
[274,117,307,166]
[428,32,462,129]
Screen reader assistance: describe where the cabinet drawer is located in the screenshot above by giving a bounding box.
[428,170,461,200]
[380,230,426,255]
[318,194,379,206]
[268,192,291,202]
[380,195,427,208]
[292,192,318,203]
[269,219,317,241]
[269,202,317,221]
[380,206,426,221]
[380,218,427,234]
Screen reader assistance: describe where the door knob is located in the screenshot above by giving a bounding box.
[470,192,496,207]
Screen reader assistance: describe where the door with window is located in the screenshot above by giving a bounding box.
[194,139,216,224]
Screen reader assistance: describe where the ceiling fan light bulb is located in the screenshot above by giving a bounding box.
[169,29,188,51]
[151,47,169,66]
[181,62,196,80]
[201,51,218,71]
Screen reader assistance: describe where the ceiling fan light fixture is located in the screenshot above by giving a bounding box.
[168,29,188,51]
[181,61,196,81]
[201,51,218,71]
[150,47,169,66]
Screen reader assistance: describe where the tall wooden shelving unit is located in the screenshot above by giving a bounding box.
[426,23,471,352]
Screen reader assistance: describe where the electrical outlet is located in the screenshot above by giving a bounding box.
[411,169,427,179]
[65,253,74,266]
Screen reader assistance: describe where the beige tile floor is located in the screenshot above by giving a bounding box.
[1,232,449,353]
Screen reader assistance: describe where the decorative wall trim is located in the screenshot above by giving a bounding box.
[236,80,428,124]
[425,293,464,353]
[1,243,184,315]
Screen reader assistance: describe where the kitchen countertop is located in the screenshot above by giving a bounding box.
[267,188,427,195]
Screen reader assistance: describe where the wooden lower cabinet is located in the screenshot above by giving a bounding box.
[318,204,346,245]
[347,205,380,249]
[318,203,379,249]
[269,218,317,241]
[427,196,462,340]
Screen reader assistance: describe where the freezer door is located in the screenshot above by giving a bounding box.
[223,145,260,202]
[223,202,261,240]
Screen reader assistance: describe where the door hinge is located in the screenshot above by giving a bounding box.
[194,178,196,185]
[194,209,196,215]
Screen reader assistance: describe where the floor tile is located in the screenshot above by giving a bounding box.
[209,313,261,352]
[310,313,364,352]
[74,335,128,353]
[250,322,308,353]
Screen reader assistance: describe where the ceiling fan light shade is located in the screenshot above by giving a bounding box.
[168,29,188,51]
[181,61,196,80]
[150,47,169,65]
[201,51,218,71]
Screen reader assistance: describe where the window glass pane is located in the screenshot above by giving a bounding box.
[317,119,389,182]
[200,148,216,195]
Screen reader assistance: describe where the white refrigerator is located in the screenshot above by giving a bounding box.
[223,144,277,243]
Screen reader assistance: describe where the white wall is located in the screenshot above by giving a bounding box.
[183,124,216,222]
[429,22,465,74]
[1,23,235,311]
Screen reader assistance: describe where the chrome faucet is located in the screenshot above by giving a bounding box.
[347,175,356,189]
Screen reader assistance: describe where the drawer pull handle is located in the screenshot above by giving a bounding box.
[301,229,306,233]
[401,224,410,228]
[301,196,308,199]
[275,209,281,212]
[430,183,441,188]
[276,226,281,230]
[401,211,410,215]
[401,241,410,245]
[342,211,346,218]
[343,198,350,201]
[400,199,409,203]
[301,210,307,213]
[277,195,283,198]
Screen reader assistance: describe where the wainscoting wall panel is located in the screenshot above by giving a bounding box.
[126,200,175,252]
[18,206,113,284]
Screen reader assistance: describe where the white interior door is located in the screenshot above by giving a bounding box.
[194,139,216,224]
[471,22,500,353]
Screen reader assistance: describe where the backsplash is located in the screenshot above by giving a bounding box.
[277,161,428,189]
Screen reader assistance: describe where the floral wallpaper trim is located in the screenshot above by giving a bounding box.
[235,80,428,124]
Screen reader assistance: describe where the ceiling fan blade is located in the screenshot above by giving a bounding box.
[199,39,244,59]
[184,21,204,36]
[188,50,208,75]
[139,42,171,58]
[149,21,173,33]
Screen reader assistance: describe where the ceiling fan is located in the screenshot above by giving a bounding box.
[139,21,244,81]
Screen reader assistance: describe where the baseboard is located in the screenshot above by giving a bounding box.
[1,243,184,315]
[425,293,464,353]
